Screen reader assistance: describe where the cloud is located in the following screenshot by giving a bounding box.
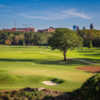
[20,9,91,20]
[63,9,91,20]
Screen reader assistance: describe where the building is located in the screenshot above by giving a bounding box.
[2,27,35,32]
[38,27,55,33]
[48,27,56,32]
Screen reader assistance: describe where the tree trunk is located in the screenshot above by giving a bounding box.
[63,50,67,62]
[89,40,93,48]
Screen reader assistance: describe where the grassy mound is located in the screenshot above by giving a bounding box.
[72,74,100,100]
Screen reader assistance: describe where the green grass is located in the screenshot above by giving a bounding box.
[0,45,99,92]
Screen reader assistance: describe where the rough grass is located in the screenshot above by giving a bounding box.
[0,45,99,92]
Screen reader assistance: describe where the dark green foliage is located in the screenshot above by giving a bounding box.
[48,28,83,61]
[81,74,100,100]
[49,28,82,50]
[32,32,49,45]
[72,74,100,100]
[78,29,100,47]
[0,32,7,44]
[0,31,52,46]
[0,28,100,47]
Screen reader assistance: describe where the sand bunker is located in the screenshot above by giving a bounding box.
[42,81,57,86]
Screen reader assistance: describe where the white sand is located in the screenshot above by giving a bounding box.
[42,81,57,86]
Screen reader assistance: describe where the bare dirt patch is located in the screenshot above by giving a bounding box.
[77,66,100,73]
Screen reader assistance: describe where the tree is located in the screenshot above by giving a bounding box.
[73,25,77,31]
[88,30,94,48]
[0,32,8,44]
[48,28,83,62]
[90,24,94,30]
[83,26,86,30]
[85,24,95,48]
[76,26,80,31]
[32,32,52,45]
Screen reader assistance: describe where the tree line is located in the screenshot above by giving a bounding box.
[0,31,52,46]
[0,27,100,47]
[77,24,100,48]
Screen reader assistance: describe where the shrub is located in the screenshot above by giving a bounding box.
[72,74,100,100]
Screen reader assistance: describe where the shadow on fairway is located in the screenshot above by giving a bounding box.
[78,48,100,54]
[78,48,100,56]
[0,58,99,66]
[82,53,100,57]
[78,50,95,53]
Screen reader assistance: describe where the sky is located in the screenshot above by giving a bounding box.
[0,0,100,29]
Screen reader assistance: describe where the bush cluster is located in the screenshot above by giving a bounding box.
[71,74,100,100]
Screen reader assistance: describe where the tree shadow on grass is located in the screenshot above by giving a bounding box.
[77,48,100,54]
[78,50,95,53]
[0,58,34,62]
[73,58,100,64]
[0,58,99,66]
[78,51,100,63]
[82,53,100,57]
